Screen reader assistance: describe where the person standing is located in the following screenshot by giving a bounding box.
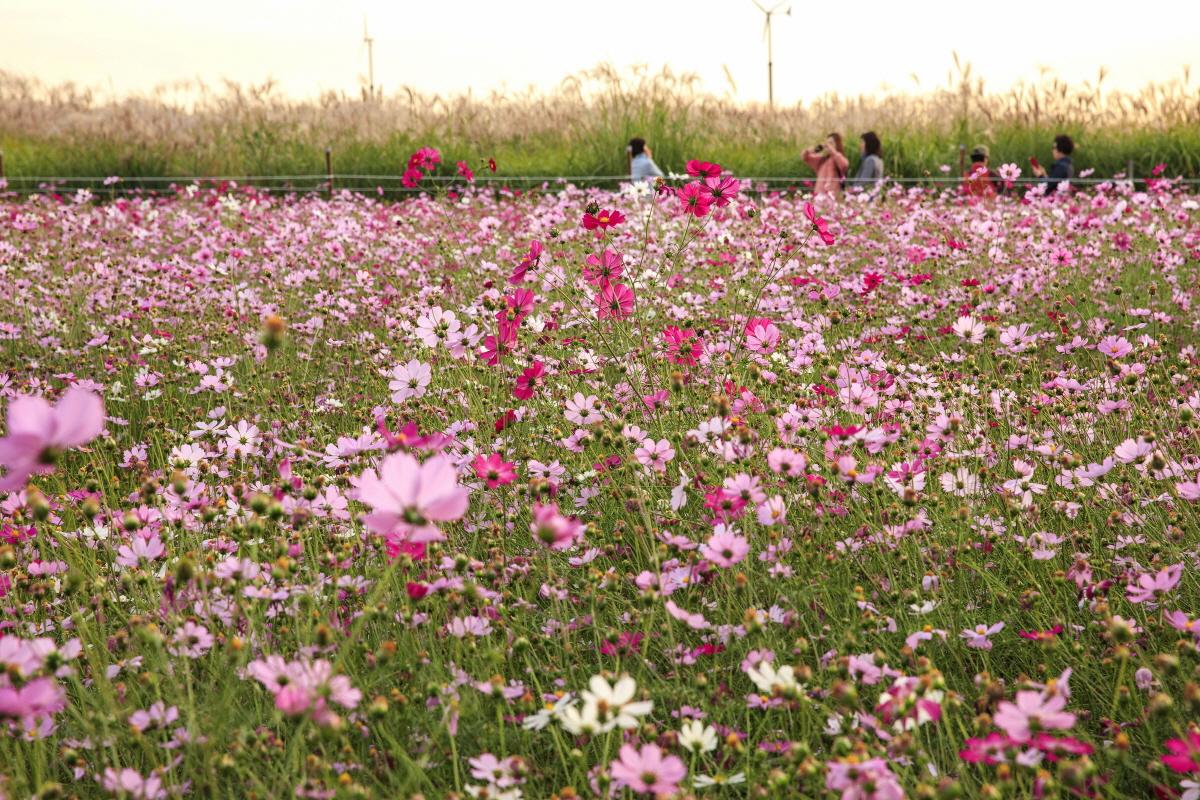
[849,131,884,189]
[1030,134,1076,192]
[628,138,664,183]
[802,133,850,197]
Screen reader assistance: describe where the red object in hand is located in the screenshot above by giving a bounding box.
[1029,156,1040,169]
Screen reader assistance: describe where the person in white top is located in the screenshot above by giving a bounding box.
[628,138,664,183]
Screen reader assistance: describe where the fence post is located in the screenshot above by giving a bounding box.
[0,151,5,183]
[325,147,333,198]
[1127,159,1134,186]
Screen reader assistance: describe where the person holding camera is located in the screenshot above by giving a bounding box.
[802,133,850,198]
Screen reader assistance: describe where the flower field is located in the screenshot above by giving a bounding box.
[2,161,1200,800]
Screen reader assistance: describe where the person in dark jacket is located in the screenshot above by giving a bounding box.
[849,131,884,189]
[1031,134,1075,191]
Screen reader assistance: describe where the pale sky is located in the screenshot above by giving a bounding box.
[3,0,1198,105]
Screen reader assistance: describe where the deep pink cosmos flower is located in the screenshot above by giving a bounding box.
[0,386,105,492]
[685,159,722,178]
[1162,730,1200,773]
[357,453,469,544]
[456,160,475,183]
[581,208,625,231]
[702,175,739,207]
[596,283,635,320]
[401,167,424,188]
[513,361,546,400]
[609,743,686,795]
[473,453,516,489]
[662,326,702,365]
[508,240,542,284]
[804,202,836,245]
[583,249,624,287]
[677,182,713,218]
[478,318,519,366]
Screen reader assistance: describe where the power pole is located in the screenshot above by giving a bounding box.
[752,1,790,109]
[363,18,375,101]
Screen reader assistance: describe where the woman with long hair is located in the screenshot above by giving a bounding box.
[801,132,850,197]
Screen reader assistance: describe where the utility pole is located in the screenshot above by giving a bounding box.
[363,18,375,101]
[752,1,790,109]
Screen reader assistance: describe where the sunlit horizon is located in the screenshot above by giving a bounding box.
[3,0,1197,105]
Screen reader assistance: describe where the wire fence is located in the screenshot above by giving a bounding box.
[2,172,1197,199]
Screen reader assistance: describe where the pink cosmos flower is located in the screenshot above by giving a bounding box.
[744,318,780,354]
[116,533,166,569]
[473,453,517,489]
[0,386,105,491]
[701,529,749,567]
[634,438,675,474]
[564,393,602,426]
[456,160,475,183]
[100,768,166,800]
[609,743,686,795]
[1126,563,1183,604]
[169,621,214,658]
[1097,335,1133,359]
[993,690,1077,742]
[530,502,585,550]
[0,676,66,727]
[960,621,1005,649]
[389,360,432,403]
[595,283,635,320]
[665,599,711,630]
[357,452,469,544]
[825,758,904,800]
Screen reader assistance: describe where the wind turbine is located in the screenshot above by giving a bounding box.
[752,0,790,109]
[362,17,376,101]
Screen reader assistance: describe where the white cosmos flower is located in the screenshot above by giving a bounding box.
[694,773,747,788]
[557,700,601,736]
[679,719,718,753]
[746,662,800,696]
[580,674,653,731]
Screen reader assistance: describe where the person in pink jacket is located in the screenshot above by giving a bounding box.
[802,133,850,197]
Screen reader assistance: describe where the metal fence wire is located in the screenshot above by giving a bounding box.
[2,172,1197,198]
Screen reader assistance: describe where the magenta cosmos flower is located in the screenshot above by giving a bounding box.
[1162,730,1200,773]
[0,386,105,492]
[473,453,516,489]
[609,743,686,795]
[596,283,635,320]
[356,453,469,544]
